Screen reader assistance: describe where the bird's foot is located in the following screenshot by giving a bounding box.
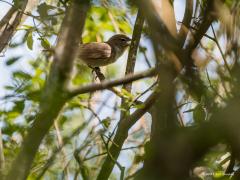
[89,66,105,81]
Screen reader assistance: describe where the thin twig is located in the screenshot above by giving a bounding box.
[210,25,231,74]
[54,121,70,180]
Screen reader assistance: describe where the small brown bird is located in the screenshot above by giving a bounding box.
[78,34,131,67]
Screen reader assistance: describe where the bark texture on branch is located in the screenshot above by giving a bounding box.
[69,68,156,98]
[0,0,31,54]
[5,1,89,179]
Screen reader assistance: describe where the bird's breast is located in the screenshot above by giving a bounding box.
[112,46,125,60]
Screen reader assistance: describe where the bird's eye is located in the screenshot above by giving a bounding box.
[121,38,126,41]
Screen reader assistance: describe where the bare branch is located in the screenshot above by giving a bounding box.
[186,0,216,51]
[138,0,180,53]
[68,68,157,98]
[92,68,129,99]
[120,8,144,123]
[0,6,16,30]
[178,0,193,47]
[153,0,177,38]
[0,0,28,54]
[123,10,144,92]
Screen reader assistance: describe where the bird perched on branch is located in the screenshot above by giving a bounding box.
[78,34,131,67]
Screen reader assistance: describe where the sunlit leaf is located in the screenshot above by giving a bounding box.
[101,117,111,128]
[41,38,51,49]
[27,32,33,50]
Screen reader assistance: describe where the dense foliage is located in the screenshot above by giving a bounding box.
[0,0,240,179]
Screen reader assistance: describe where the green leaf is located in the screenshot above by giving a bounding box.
[68,101,85,110]
[7,111,20,120]
[5,56,21,66]
[19,25,33,30]
[27,32,33,50]
[12,100,25,113]
[101,117,111,128]
[13,71,32,80]
[193,105,206,124]
[133,103,145,109]
[41,38,50,49]
[51,17,58,25]
[4,85,15,90]
[37,2,55,18]
[27,90,41,102]
[213,171,225,178]
[121,89,134,99]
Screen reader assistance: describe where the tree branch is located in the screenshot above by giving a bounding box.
[96,90,159,180]
[185,0,216,51]
[0,6,16,30]
[119,8,145,116]
[68,68,157,98]
[178,0,193,47]
[123,10,144,92]
[0,0,28,54]
[5,1,89,179]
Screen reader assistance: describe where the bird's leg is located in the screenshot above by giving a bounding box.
[88,66,95,73]
[94,67,105,81]
[89,66,105,81]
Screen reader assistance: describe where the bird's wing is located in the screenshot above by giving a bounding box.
[79,42,112,60]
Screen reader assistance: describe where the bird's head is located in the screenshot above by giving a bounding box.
[107,34,131,49]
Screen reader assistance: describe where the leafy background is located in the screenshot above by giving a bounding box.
[0,0,238,179]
